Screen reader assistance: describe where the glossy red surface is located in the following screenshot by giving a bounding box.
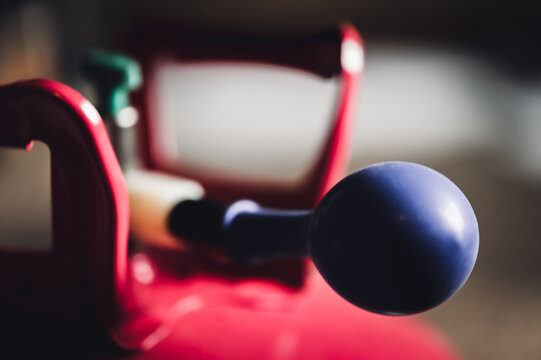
[0,79,131,352]
[125,269,460,360]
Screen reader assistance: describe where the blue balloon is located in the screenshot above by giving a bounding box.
[309,162,479,315]
[179,161,481,315]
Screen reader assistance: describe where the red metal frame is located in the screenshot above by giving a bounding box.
[0,79,130,353]
[127,23,362,208]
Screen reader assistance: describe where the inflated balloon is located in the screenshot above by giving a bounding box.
[169,162,479,315]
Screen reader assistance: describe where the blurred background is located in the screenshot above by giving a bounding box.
[1,0,541,358]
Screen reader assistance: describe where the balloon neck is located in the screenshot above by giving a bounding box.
[221,200,312,266]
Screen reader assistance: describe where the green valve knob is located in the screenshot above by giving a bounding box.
[81,50,142,119]
[81,50,142,169]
